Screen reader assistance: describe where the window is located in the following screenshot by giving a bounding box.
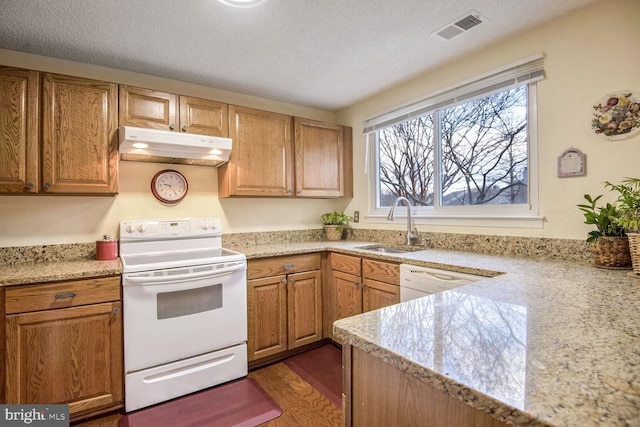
[365,55,544,228]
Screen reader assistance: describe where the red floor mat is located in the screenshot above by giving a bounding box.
[284,344,342,407]
[119,377,282,427]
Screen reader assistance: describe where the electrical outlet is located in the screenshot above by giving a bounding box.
[353,211,360,223]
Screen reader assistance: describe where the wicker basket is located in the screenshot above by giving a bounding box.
[323,225,343,241]
[590,236,632,269]
[627,233,640,274]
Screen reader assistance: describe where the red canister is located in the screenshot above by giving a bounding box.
[96,235,118,260]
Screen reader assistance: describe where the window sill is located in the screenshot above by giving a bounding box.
[365,214,544,229]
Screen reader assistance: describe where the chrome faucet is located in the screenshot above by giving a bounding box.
[387,196,419,246]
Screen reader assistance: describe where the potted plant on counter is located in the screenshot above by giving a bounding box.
[578,193,631,269]
[605,177,640,274]
[321,211,350,241]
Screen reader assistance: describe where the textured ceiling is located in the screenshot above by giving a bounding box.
[0,0,599,111]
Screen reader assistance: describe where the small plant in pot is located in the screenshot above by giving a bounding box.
[578,193,631,269]
[321,211,350,241]
[605,177,640,274]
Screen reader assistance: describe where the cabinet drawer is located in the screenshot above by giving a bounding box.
[248,253,321,280]
[330,253,361,276]
[5,276,121,314]
[363,259,400,286]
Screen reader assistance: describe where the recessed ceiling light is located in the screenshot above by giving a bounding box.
[217,0,266,8]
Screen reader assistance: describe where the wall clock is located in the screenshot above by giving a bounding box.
[151,170,188,204]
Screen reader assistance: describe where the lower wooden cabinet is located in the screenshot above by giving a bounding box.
[4,276,122,421]
[344,345,508,427]
[329,253,400,341]
[247,254,322,362]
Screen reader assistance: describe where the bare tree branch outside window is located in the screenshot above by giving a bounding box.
[378,86,528,208]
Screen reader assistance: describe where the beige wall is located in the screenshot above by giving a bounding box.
[1,0,639,247]
[337,0,640,240]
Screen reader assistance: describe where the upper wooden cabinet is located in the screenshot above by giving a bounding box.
[0,67,39,193]
[42,73,118,194]
[295,117,353,198]
[0,67,117,195]
[219,105,293,197]
[219,105,353,198]
[119,86,228,137]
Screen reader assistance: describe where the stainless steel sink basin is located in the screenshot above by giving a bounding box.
[356,244,426,253]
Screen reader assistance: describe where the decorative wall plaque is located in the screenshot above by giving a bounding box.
[557,148,586,178]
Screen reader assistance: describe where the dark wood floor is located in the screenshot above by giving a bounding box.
[74,361,342,427]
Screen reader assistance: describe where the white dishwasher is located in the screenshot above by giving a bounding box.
[400,264,485,302]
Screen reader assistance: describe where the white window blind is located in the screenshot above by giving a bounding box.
[363,54,544,134]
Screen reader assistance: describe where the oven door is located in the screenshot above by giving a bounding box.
[123,260,247,373]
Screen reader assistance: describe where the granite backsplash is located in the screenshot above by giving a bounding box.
[0,229,591,267]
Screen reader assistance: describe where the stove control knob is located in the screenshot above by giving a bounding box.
[126,224,135,234]
[137,224,147,233]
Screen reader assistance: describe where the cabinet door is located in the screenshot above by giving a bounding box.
[119,86,177,131]
[363,279,400,312]
[41,74,118,194]
[247,275,287,361]
[333,270,363,321]
[294,117,348,198]
[5,302,123,418]
[179,96,228,137]
[287,270,323,349]
[0,67,39,193]
[219,105,293,197]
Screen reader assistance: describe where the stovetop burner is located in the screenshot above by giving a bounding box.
[119,217,245,273]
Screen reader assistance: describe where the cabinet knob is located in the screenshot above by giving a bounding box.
[181,125,188,132]
[353,280,359,287]
[113,307,120,314]
[287,189,293,194]
[25,182,34,190]
[281,279,287,285]
[43,183,51,190]
[169,123,175,131]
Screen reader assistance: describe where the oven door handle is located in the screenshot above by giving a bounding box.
[124,262,245,285]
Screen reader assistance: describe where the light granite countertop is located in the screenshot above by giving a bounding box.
[0,259,122,286]
[2,239,639,427]
[324,243,640,427]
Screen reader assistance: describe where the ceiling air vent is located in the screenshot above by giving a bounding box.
[433,11,485,40]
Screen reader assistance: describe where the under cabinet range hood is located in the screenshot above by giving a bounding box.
[118,126,232,167]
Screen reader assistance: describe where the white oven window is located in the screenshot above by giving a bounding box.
[156,284,223,320]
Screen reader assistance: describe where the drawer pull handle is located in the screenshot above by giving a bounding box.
[282,263,294,270]
[55,292,77,299]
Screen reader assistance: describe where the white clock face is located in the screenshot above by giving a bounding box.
[151,170,188,204]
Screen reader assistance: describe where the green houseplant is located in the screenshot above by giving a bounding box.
[578,193,631,269]
[605,177,640,274]
[321,211,350,241]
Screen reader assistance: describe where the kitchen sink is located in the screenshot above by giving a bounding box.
[356,244,426,253]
